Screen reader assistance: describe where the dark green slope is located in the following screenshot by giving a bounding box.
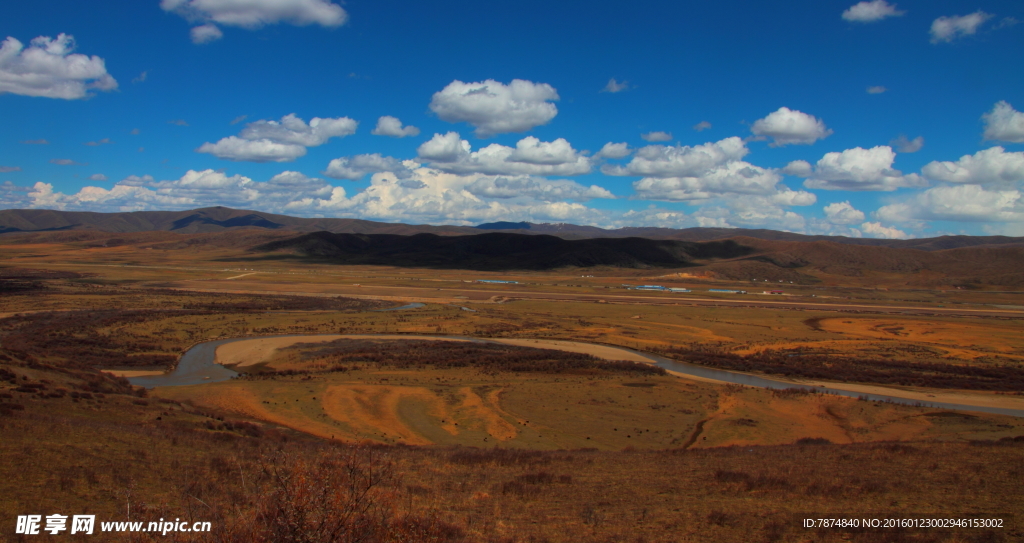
[254,231,755,270]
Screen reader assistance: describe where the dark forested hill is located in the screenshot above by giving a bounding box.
[253,231,756,270]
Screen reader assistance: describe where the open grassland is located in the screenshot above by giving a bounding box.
[3,258,1024,540]
[5,230,1024,304]
[3,266,1024,404]
[2,383,1023,543]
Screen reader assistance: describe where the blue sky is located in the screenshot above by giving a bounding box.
[2,0,1023,238]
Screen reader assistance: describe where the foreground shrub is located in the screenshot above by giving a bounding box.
[223,448,464,543]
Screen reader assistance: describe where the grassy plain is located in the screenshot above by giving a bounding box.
[2,233,1024,541]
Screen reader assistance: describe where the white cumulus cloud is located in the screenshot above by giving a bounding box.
[692,194,814,232]
[429,79,559,138]
[860,222,910,239]
[198,113,357,162]
[190,24,223,44]
[613,207,692,229]
[842,0,904,22]
[921,147,1024,188]
[239,114,356,146]
[162,0,347,42]
[324,154,412,181]
[641,131,673,142]
[982,101,1024,143]
[417,133,592,176]
[607,137,815,205]
[631,162,793,201]
[602,78,629,93]
[0,164,842,233]
[595,142,632,159]
[693,121,712,132]
[782,160,813,177]
[417,132,470,163]
[87,174,108,182]
[801,146,926,191]
[603,137,748,178]
[866,86,887,94]
[823,201,865,224]
[323,169,608,225]
[930,11,992,43]
[17,169,337,212]
[161,0,348,27]
[750,107,832,146]
[890,135,924,153]
[196,136,307,162]
[464,177,613,202]
[0,34,117,99]
[769,189,818,207]
[876,184,1023,224]
[371,116,420,137]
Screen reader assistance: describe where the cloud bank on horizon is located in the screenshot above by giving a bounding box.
[1,0,1023,238]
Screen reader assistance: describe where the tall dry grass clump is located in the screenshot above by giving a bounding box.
[221,448,464,543]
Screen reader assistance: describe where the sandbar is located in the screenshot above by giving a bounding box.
[102,369,165,377]
[214,333,733,385]
[216,334,474,367]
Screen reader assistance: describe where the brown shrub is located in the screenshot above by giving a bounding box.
[223,448,465,543]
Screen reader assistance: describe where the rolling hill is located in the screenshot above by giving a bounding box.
[252,231,755,270]
[3,206,1023,251]
[248,230,1024,287]
[0,207,477,236]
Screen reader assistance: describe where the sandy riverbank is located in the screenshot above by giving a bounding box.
[212,334,1023,411]
[214,334,733,384]
[102,369,165,377]
[779,378,1024,411]
[215,334,475,367]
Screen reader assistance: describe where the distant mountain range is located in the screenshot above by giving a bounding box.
[2,206,1023,252]
[3,207,1022,287]
[0,207,474,237]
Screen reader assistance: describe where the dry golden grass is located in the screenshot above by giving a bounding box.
[816,316,1024,360]
[3,245,1024,540]
[2,387,1022,542]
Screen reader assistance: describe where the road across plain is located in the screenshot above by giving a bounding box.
[31,262,1024,318]
[166,280,1024,318]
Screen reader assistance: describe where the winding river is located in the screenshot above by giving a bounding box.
[128,333,1024,418]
